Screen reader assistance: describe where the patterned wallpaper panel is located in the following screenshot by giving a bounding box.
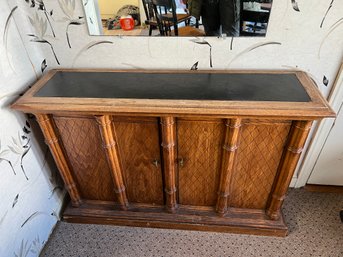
[8,0,343,97]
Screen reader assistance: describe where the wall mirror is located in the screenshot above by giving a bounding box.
[83,0,273,37]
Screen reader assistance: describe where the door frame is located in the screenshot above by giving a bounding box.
[295,61,343,187]
[82,0,103,35]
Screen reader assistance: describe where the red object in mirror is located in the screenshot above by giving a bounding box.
[120,16,134,31]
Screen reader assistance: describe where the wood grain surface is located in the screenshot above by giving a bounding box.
[177,119,224,206]
[266,121,313,220]
[160,117,178,212]
[95,115,129,209]
[12,70,335,236]
[12,69,335,119]
[54,115,116,201]
[36,114,82,206]
[216,118,242,215]
[229,120,292,209]
[113,117,164,205]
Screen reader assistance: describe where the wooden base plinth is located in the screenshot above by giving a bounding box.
[63,201,288,237]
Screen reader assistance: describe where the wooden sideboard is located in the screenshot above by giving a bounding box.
[12,69,334,236]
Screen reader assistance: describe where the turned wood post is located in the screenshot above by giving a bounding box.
[35,114,82,207]
[160,117,178,213]
[216,118,242,216]
[95,115,129,210]
[266,120,312,220]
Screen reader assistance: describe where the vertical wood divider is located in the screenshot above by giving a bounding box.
[266,120,313,220]
[35,114,82,207]
[95,115,129,210]
[160,117,178,213]
[216,118,242,216]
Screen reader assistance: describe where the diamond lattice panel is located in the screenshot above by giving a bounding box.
[177,120,224,206]
[54,116,116,201]
[229,120,291,209]
[114,118,164,205]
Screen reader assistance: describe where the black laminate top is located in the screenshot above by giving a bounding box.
[34,72,311,102]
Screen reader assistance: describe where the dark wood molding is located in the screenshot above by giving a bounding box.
[216,118,242,215]
[305,184,343,194]
[160,117,178,212]
[95,115,129,209]
[266,121,313,220]
[63,201,288,237]
[12,69,335,119]
[35,114,82,207]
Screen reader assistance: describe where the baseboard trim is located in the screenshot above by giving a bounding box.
[305,184,343,194]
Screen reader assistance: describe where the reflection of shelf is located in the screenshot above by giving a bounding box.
[243,21,267,33]
[242,10,270,23]
[240,8,270,36]
[103,27,143,36]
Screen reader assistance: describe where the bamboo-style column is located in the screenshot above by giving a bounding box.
[160,117,178,213]
[266,120,312,220]
[216,118,242,216]
[95,115,129,210]
[36,114,82,207]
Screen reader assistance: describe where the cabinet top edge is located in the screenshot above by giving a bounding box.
[11,69,335,119]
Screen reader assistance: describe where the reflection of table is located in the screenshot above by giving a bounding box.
[103,27,143,36]
[243,2,271,12]
[260,3,272,10]
[12,70,334,237]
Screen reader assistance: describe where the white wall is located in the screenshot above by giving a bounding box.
[1,0,342,255]
[0,1,64,256]
[98,0,139,18]
[308,103,343,185]
[307,64,343,186]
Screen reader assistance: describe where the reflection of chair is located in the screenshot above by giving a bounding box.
[142,0,159,36]
[152,0,205,36]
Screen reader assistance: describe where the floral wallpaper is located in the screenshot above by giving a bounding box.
[1,1,64,256]
[0,0,342,256]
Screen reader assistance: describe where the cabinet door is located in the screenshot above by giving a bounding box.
[177,119,224,206]
[53,115,116,201]
[113,117,164,205]
[229,119,291,209]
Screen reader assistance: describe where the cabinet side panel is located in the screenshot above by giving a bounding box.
[113,117,164,205]
[229,120,291,209]
[53,115,116,201]
[177,120,224,206]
